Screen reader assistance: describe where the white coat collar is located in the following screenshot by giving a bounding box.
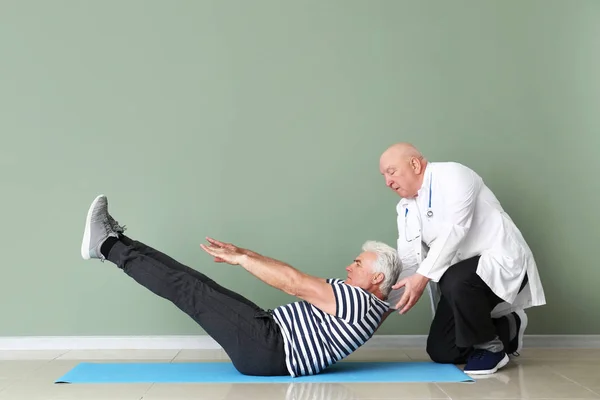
[417,162,434,199]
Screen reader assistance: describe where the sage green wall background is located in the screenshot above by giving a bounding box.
[1,0,598,336]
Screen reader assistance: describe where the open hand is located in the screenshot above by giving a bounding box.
[200,237,247,266]
[392,273,430,314]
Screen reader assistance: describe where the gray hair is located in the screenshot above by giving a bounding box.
[362,240,402,299]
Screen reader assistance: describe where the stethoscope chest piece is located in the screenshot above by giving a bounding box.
[426,174,434,219]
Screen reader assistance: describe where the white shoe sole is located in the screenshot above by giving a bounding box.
[515,309,528,353]
[81,194,104,260]
[464,353,510,375]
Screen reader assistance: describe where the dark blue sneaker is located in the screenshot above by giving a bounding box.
[464,349,509,375]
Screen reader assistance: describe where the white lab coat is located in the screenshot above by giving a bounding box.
[387,162,546,318]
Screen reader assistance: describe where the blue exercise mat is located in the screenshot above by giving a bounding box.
[55,361,473,383]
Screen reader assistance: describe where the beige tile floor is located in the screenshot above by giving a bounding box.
[0,348,599,399]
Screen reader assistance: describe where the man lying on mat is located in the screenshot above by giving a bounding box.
[81,194,402,377]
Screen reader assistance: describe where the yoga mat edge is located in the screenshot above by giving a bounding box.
[55,361,474,384]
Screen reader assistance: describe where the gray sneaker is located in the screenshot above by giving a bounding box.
[80,194,124,261]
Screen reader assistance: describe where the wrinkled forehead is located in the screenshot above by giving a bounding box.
[379,151,393,169]
[379,154,404,173]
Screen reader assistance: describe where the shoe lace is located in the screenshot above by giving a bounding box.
[107,214,126,234]
[470,349,488,360]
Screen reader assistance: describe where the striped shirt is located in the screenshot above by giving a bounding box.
[272,278,390,377]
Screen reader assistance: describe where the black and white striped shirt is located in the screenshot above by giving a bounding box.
[272,278,390,377]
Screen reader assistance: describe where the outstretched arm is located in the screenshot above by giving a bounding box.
[200,237,336,315]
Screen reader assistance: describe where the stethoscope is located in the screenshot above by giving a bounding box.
[426,175,433,218]
[404,176,433,242]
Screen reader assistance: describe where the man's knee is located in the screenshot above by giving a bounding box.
[426,335,468,364]
[427,341,455,364]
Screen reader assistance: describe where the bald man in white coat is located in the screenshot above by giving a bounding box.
[379,143,545,375]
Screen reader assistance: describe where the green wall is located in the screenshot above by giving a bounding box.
[1,0,598,336]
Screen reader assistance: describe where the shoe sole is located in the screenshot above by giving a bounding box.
[515,309,528,353]
[81,194,104,260]
[464,353,510,375]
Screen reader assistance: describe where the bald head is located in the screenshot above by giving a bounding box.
[380,143,424,163]
[379,143,427,198]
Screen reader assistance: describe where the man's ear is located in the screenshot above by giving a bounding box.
[410,156,424,174]
[372,272,384,285]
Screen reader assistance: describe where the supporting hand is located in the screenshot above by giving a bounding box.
[392,273,430,314]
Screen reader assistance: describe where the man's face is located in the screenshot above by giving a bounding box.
[345,251,379,291]
[379,155,422,198]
